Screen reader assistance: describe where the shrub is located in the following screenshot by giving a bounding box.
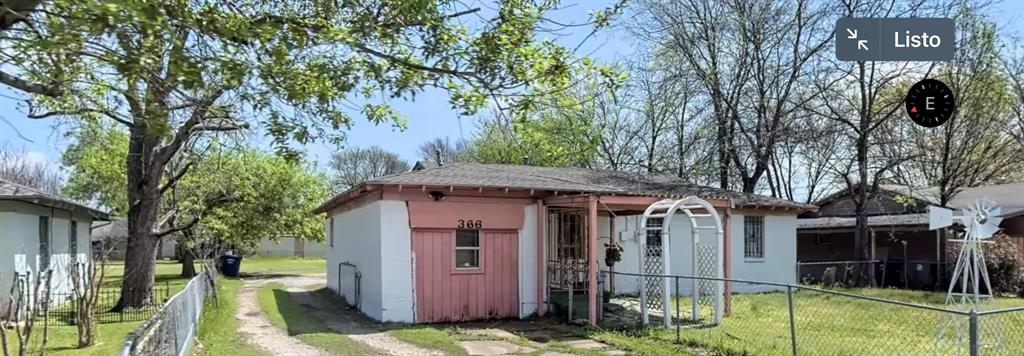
[944,234,1021,296]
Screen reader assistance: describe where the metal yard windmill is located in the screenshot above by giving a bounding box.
[929,198,1004,353]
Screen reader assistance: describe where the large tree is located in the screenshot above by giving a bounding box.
[171,148,328,277]
[62,123,327,277]
[806,0,954,260]
[8,0,608,308]
[886,5,1022,205]
[329,146,409,191]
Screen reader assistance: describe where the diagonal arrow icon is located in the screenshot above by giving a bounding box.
[858,40,868,50]
[847,28,857,39]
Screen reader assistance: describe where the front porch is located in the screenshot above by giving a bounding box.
[534,194,734,325]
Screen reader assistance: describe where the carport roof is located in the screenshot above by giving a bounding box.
[0,178,110,220]
[316,163,816,213]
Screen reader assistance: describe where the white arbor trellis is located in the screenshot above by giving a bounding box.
[637,197,724,327]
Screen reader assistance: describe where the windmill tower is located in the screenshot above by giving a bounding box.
[929,198,1004,353]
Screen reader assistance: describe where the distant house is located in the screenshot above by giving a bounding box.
[796,183,1024,289]
[316,163,813,324]
[93,218,324,259]
[92,218,176,260]
[0,178,108,318]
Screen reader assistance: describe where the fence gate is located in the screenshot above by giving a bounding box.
[638,197,724,327]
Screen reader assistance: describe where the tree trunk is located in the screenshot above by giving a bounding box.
[180,248,196,278]
[112,123,165,311]
[111,231,158,310]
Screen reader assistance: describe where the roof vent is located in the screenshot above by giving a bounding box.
[435,148,444,167]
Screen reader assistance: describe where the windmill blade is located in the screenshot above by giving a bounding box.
[978,206,1003,239]
[929,206,955,230]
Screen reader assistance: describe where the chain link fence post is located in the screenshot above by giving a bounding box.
[674,276,680,344]
[787,285,797,356]
[969,308,980,356]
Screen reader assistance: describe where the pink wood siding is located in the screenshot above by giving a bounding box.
[413,229,519,323]
[408,201,526,229]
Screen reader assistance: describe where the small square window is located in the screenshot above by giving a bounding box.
[455,230,480,269]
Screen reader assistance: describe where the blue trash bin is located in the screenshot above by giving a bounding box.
[219,255,243,277]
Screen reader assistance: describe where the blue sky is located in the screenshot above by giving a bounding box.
[1,0,1021,173]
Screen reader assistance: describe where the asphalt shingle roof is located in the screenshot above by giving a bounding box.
[0,178,110,219]
[878,183,1024,217]
[797,213,930,229]
[343,163,814,210]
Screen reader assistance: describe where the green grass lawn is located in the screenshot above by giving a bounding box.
[239,256,325,276]
[194,278,266,355]
[2,257,324,356]
[257,282,381,355]
[592,287,1024,356]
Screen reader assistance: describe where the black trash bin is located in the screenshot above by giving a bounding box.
[219,255,243,277]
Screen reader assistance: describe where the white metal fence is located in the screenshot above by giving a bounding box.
[120,268,217,356]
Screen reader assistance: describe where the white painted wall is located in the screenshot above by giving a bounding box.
[0,202,93,317]
[519,204,538,318]
[729,213,797,292]
[378,200,413,322]
[326,200,383,320]
[608,211,797,295]
[325,199,414,323]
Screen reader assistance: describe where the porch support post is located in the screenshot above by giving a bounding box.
[588,194,598,325]
[723,207,733,316]
[537,199,546,316]
[609,215,616,294]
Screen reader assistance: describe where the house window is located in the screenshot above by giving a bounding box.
[329,217,335,247]
[455,230,480,269]
[645,217,664,257]
[744,216,764,259]
[69,221,78,257]
[39,216,51,271]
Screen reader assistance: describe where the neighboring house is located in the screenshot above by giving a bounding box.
[315,163,814,325]
[94,218,323,259]
[92,218,176,260]
[0,178,109,318]
[255,237,326,257]
[796,183,1024,289]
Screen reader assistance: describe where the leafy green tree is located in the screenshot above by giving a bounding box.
[61,120,130,215]
[170,149,328,277]
[62,123,327,277]
[6,0,618,308]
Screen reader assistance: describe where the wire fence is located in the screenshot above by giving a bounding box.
[120,268,217,356]
[37,284,170,326]
[601,270,1024,355]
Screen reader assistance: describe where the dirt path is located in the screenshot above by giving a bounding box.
[238,275,442,356]
[235,276,328,356]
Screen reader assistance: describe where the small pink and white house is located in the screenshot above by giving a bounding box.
[314,163,814,325]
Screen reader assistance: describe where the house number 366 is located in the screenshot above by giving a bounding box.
[458,219,482,229]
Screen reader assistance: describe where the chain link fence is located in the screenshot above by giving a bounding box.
[120,268,217,356]
[601,270,1024,355]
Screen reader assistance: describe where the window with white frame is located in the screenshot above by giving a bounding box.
[329,217,335,247]
[455,229,480,269]
[744,216,764,259]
